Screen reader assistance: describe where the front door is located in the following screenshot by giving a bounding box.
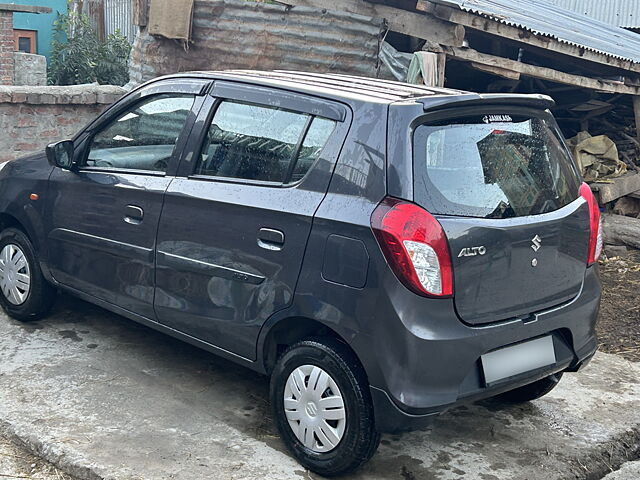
[45,82,207,319]
[154,82,349,359]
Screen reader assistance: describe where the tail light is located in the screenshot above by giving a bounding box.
[371,197,453,297]
[579,183,603,265]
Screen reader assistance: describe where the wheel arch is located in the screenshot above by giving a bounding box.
[259,316,366,377]
[0,210,52,284]
[0,212,30,239]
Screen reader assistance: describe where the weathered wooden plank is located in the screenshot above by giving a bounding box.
[0,3,51,14]
[282,0,466,47]
[445,47,640,95]
[628,191,640,200]
[469,61,521,80]
[132,0,148,27]
[591,173,640,204]
[429,4,640,74]
[633,96,640,145]
[603,214,640,249]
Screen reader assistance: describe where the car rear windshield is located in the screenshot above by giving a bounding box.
[413,112,581,219]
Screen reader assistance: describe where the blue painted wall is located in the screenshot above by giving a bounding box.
[12,0,68,59]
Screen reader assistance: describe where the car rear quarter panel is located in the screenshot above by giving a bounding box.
[266,101,390,383]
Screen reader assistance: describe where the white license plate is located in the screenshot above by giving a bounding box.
[481,336,556,385]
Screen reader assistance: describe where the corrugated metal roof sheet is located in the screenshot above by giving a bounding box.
[544,0,640,29]
[432,0,640,64]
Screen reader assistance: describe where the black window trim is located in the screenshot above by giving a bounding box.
[283,114,313,185]
[75,77,211,141]
[212,81,347,122]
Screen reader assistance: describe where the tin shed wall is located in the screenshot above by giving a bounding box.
[129,0,386,84]
[105,0,136,43]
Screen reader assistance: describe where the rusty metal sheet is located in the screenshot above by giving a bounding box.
[129,0,386,84]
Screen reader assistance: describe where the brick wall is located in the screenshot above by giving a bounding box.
[0,85,127,163]
[0,11,13,85]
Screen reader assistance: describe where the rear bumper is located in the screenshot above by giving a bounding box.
[368,265,601,433]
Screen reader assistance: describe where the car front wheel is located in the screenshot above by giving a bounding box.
[270,338,380,477]
[0,228,56,321]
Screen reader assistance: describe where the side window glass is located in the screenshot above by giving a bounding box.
[286,117,336,184]
[196,101,309,183]
[85,94,196,173]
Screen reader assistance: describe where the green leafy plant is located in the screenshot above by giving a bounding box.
[48,8,131,86]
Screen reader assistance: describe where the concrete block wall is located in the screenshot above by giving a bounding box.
[13,52,47,86]
[0,85,127,163]
[0,11,13,85]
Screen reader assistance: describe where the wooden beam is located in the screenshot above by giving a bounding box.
[629,191,640,200]
[0,3,51,14]
[436,51,446,86]
[445,47,640,95]
[591,173,640,204]
[633,96,640,145]
[603,214,640,249]
[470,62,521,80]
[133,0,148,27]
[282,0,466,47]
[429,4,640,74]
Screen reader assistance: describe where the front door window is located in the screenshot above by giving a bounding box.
[85,94,196,173]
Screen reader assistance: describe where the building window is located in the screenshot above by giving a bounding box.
[13,30,37,54]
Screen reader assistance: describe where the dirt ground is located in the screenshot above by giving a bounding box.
[598,249,640,362]
[0,435,76,480]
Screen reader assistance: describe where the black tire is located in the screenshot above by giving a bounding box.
[270,338,381,477]
[496,372,563,403]
[0,228,56,321]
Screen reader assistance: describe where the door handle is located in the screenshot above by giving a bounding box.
[258,228,284,251]
[124,205,144,225]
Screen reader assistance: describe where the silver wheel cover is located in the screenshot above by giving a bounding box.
[283,364,347,453]
[0,244,31,305]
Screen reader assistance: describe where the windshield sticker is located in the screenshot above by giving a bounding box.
[482,114,513,123]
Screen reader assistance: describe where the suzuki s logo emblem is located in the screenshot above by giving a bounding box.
[531,235,542,252]
[458,246,487,258]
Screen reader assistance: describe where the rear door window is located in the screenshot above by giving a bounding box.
[413,113,581,218]
[195,101,336,184]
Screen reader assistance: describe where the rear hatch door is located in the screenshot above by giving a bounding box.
[413,108,589,325]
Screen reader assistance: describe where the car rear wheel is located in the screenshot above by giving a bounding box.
[496,372,563,403]
[0,228,56,321]
[270,338,380,477]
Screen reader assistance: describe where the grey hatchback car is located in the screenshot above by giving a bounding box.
[0,71,601,476]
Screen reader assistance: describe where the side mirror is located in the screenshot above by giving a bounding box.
[46,140,75,170]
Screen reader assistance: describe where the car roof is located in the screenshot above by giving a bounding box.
[173,69,465,104]
[159,70,555,110]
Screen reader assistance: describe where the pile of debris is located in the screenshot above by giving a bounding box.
[560,99,640,253]
[560,96,640,176]
[566,131,627,182]
[585,99,640,174]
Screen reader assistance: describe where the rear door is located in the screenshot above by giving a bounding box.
[412,108,589,325]
[154,82,350,359]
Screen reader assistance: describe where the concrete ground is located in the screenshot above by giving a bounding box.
[602,461,640,480]
[0,294,639,480]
